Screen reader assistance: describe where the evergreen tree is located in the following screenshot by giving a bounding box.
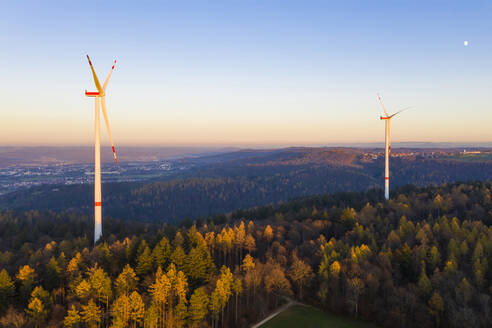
[26,297,46,328]
[115,264,139,296]
[417,262,432,297]
[81,299,102,328]
[129,291,145,328]
[0,269,15,314]
[136,246,153,277]
[171,246,186,273]
[152,237,171,269]
[63,305,81,328]
[188,287,209,328]
[44,257,61,291]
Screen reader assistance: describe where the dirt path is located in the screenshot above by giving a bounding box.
[250,297,305,328]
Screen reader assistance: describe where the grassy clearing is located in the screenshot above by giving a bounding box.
[260,305,379,328]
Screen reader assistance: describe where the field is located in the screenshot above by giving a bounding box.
[260,305,379,328]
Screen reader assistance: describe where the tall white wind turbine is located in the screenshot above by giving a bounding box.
[85,55,118,244]
[377,94,409,200]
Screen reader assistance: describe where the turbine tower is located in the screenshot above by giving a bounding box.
[85,55,118,244]
[377,94,409,200]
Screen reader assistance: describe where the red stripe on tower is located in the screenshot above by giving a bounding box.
[385,177,389,180]
[95,202,102,206]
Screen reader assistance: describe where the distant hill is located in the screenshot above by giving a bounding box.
[1,147,492,222]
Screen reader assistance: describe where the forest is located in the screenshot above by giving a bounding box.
[0,181,491,327]
[2,148,492,222]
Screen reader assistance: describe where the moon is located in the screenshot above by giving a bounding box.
[464,40,469,46]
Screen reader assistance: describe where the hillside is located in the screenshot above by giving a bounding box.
[1,147,492,222]
[0,182,491,327]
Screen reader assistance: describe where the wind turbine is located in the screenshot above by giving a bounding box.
[377,94,409,200]
[85,55,118,244]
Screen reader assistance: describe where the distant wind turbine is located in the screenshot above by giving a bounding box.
[85,55,118,244]
[377,93,410,200]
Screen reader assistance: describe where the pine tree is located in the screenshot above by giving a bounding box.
[115,264,139,296]
[152,237,171,269]
[31,286,51,308]
[428,292,444,326]
[171,246,186,273]
[129,291,145,328]
[173,232,185,248]
[88,266,113,310]
[26,297,46,328]
[149,267,171,327]
[209,290,221,328]
[16,265,36,302]
[45,257,61,291]
[81,299,102,328]
[329,261,341,278]
[185,245,215,284]
[63,305,81,328]
[241,254,255,272]
[143,303,159,328]
[111,294,131,327]
[75,279,91,300]
[417,264,432,297]
[244,234,256,254]
[263,225,273,244]
[232,277,243,324]
[136,246,153,277]
[0,269,15,314]
[188,287,209,328]
[174,301,187,328]
[429,246,441,268]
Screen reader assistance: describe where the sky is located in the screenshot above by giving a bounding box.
[1,0,492,146]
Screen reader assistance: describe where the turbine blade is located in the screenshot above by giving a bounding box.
[389,106,412,118]
[87,55,104,94]
[100,97,118,163]
[377,93,389,117]
[103,60,116,92]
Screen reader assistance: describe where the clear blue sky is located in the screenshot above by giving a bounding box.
[1,0,491,146]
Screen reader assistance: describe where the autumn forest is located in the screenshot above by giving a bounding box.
[0,182,492,327]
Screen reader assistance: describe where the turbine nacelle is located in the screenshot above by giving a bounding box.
[85,91,100,97]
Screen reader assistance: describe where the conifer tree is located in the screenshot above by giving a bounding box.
[417,262,432,297]
[428,292,444,326]
[0,269,15,314]
[188,287,209,328]
[232,277,243,324]
[115,264,139,296]
[129,291,145,328]
[170,246,186,273]
[45,256,61,291]
[63,304,81,328]
[136,246,153,277]
[152,237,171,269]
[111,294,130,328]
[81,299,102,328]
[149,267,171,327]
[16,265,36,301]
[26,297,46,328]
